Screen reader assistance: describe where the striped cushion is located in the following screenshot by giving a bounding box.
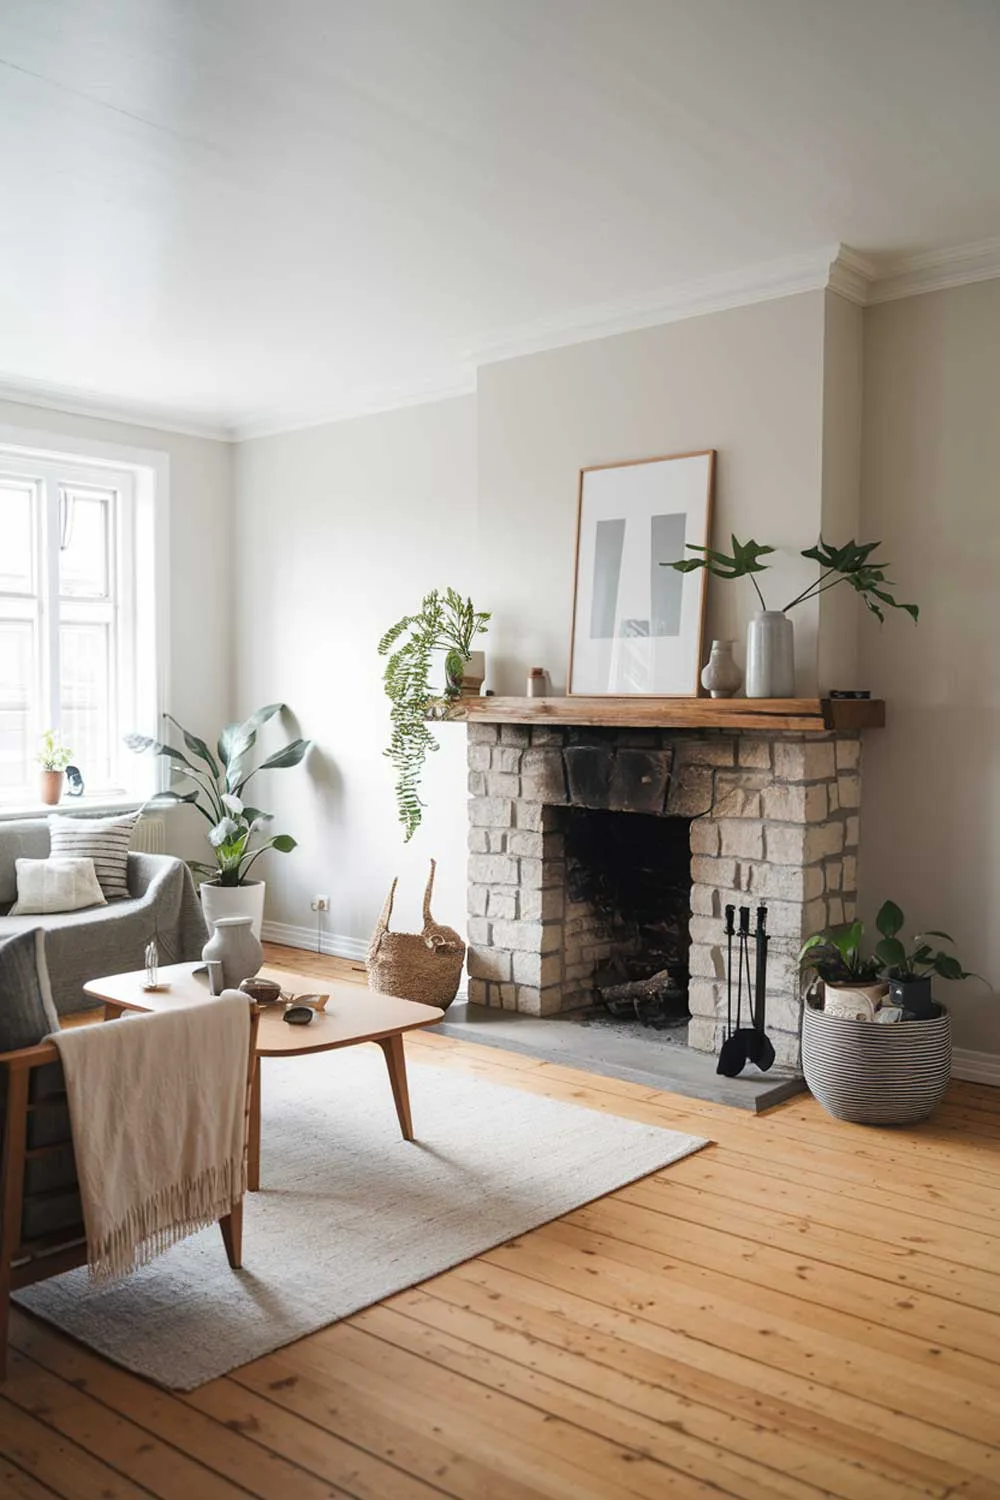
[48,813,138,901]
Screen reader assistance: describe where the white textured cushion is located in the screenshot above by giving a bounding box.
[10,857,108,916]
[48,812,137,901]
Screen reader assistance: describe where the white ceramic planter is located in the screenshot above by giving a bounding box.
[200,879,266,940]
[745,611,795,698]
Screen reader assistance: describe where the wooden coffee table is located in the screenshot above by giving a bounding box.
[83,962,445,1191]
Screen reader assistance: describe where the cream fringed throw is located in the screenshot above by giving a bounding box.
[51,994,250,1283]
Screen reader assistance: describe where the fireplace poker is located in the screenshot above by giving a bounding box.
[718,906,754,1077]
[749,904,776,1071]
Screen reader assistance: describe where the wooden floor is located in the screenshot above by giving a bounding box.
[2,946,999,1499]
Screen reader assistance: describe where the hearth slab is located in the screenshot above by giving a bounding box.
[436,1003,806,1113]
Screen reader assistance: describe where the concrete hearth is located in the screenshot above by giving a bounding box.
[466,720,863,1070]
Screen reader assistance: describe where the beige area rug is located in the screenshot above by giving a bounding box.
[15,1047,708,1389]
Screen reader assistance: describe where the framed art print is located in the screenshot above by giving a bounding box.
[568,449,715,696]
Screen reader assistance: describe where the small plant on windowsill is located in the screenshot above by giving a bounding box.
[378,588,490,841]
[37,730,72,807]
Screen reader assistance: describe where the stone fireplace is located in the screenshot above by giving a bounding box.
[466,717,864,1070]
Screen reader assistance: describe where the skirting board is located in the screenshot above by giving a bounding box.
[260,920,469,999]
[952,1047,1000,1087]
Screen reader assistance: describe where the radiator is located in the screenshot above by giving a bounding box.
[132,814,167,854]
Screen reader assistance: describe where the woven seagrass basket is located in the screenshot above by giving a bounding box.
[366,859,465,1010]
[802,998,951,1125]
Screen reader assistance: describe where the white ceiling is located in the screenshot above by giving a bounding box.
[2,0,999,437]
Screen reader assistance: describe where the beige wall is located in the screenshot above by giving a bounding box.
[232,397,477,947]
[477,292,829,697]
[0,399,232,861]
[818,291,864,692]
[858,281,1000,1055]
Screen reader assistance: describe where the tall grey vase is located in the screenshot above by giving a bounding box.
[202,916,263,990]
[745,611,795,698]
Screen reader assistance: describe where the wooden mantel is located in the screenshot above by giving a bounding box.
[457,696,885,733]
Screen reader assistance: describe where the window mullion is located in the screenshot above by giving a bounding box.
[40,477,61,734]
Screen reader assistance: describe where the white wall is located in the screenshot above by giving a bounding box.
[858,281,1000,1056]
[477,292,829,696]
[232,396,477,949]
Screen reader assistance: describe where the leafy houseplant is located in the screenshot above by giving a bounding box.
[665,535,918,698]
[799,919,885,991]
[874,899,980,1019]
[127,705,310,932]
[378,588,490,842]
[37,729,72,806]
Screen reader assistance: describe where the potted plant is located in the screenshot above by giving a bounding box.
[378,588,490,841]
[665,535,918,696]
[874,899,981,1020]
[798,915,952,1126]
[37,729,72,806]
[127,705,310,937]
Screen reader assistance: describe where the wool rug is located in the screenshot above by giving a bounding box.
[15,1046,708,1389]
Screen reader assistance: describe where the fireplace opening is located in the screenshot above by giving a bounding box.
[560,808,693,1028]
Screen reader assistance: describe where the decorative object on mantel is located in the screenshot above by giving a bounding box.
[700,639,742,698]
[569,450,715,697]
[37,728,72,806]
[202,915,263,990]
[367,859,465,1010]
[127,705,310,937]
[665,535,919,697]
[527,666,548,697]
[379,587,490,839]
[873,899,983,1021]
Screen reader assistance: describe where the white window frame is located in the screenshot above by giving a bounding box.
[0,423,169,816]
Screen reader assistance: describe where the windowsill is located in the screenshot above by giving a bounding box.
[0,795,145,823]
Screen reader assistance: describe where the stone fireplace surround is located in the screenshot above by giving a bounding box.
[466,720,862,1070]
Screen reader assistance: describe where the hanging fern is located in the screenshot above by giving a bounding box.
[378,588,490,841]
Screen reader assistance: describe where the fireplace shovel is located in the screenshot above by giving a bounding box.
[745,904,776,1072]
[717,906,755,1076]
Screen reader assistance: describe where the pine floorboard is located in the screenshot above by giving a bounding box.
[2,943,998,1499]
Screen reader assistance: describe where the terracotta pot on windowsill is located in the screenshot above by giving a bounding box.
[39,770,64,806]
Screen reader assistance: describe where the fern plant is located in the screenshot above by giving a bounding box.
[378,588,490,841]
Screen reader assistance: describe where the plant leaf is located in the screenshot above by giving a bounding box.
[876,900,904,939]
[270,834,297,853]
[163,714,220,777]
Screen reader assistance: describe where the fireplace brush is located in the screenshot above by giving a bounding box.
[717,903,775,1076]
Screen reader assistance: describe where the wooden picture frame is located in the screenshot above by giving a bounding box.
[568,449,715,697]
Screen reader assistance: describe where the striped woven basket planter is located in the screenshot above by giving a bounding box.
[802,1000,952,1125]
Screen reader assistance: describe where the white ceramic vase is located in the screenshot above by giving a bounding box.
[200,879,266,940]
[745,611,795,698]
[700,640,742,698]
[202,916,264,991]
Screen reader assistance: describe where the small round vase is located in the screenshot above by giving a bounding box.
[745,611,795,698]
[700,640,742,698]
[202,916,264,991]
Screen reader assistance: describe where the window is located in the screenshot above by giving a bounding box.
[0,449,158,807]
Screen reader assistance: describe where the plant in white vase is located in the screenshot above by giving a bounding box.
[126,705,310,937]
[664,536,919,698]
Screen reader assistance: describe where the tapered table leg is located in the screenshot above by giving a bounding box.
[102,1002,125,1022]
[377,1034,414,1140]
[247,1058,262,1191]
[219,1200,243,1268]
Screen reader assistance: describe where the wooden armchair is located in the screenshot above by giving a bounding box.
[0,1005,260,1382]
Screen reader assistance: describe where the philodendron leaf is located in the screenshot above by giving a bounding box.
[876,936,907,970]
[876,900,904,939]
[663,537,775,578]
[270,834,297,853]
[934,953,965,981]
[921,930,957,943]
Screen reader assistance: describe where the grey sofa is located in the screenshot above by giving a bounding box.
[0,818,209,1016]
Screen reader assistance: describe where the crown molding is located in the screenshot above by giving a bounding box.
[230,366,478,441]
[864,237,1000,304]
[0,376,232,442]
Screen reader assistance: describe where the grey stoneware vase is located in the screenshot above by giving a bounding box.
[745,611,795,698]
[202,915,264,991]
[700,639,743,698]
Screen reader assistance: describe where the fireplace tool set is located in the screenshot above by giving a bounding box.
[718,903,776,1077]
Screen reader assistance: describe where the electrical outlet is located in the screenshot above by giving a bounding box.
[311,895,329,913]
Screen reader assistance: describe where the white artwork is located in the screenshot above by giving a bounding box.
[569,451,715,696]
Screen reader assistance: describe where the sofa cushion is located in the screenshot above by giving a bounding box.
[49,812,138,900]
[11,856,107,916]
[0,927,58,1052]
[0,820,51,906]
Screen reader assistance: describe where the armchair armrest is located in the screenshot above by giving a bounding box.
[0,1040,60,1071]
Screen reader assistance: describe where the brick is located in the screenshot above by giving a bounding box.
[774,741,836,782]
[803,898,828,934]
[500,725,531,745]
[466,977,489,1006]
[837,774,861,809]
[485,771,519,798]
[507,830,544,859]
[761,899,810,939]
[741,862,824,903]
[492,745,523,773]
[467,946,511,981]
[468,743,491,771]
[689,942,725,979]
[717,819,764,860]
[686,1016,717,1053]
[842,854,857,891]
[845,816,859,848]
[827,781,839,811]
[491,919,562,954]
[512,951,562,987]
[519,886,565,921]
[515,984,563,1017]
[467,916,490,945]
[487,889,517,920]
[713,770,771,818]
[690,856,738,889]
[690,883,719,917]
[738,739,772,769]
[766,993,804,1033]
[666,765,715,817]
[768,821,843,864]
[469,796,513,828]
[530,727,564,745]
[467,827,489,853]
[468,771,486,796]
[689,915,724,946]
[687,978,723,1017]
[468,884,488,917]
[826,896,845,926]
[486,830,507,853]
[520,747,569,804]
[835,737,861,770]
[689,819,719,856]
[468,853,518,885]
[467,723,498,745]
[519,857,564,890]
[825,860,842,891]
[515,800,545,831]
[499,983,518,1011]
[684,738,735,767]
[761,783,827,823]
